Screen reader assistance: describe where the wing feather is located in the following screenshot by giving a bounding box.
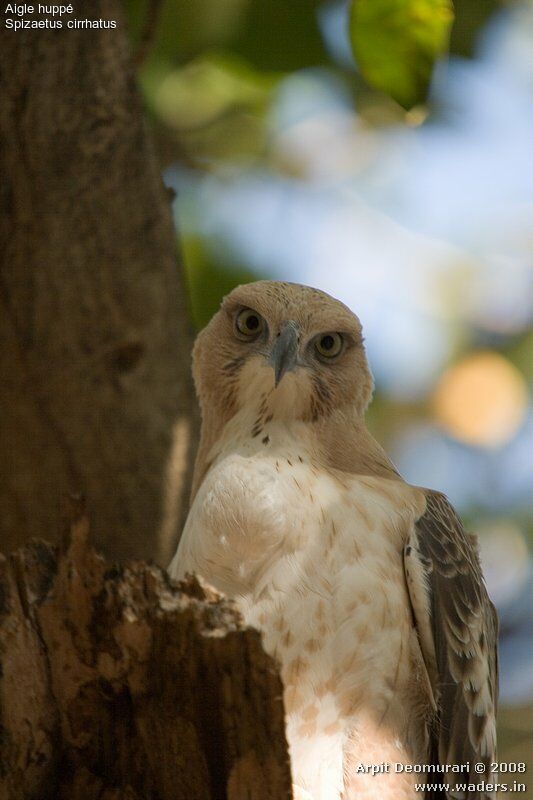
[404,491,499,800]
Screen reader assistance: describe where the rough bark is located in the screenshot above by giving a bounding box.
[0,1,197,563]
[0,498,293,800]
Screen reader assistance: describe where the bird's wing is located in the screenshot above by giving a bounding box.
[404,490,499,798]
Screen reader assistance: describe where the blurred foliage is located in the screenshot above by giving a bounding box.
[128,0,248,66]
[450,0,501,56]
[349,0,454,109]
[124,0,502,175]
[182,235,259,329]
[123,0,503,313]
[152,53,278,164]
[225,0,330,71]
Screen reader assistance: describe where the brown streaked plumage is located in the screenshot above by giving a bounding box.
[405,491,499,796]
[169,280,498,800]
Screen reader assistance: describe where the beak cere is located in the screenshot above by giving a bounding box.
[270,322,299,387]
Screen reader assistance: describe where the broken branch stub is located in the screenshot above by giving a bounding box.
[0,506,292,800]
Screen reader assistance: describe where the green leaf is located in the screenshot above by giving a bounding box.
[349,0,454,110]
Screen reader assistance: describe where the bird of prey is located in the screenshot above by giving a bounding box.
[169,281,498,800]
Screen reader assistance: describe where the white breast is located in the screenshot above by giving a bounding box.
[169,419,426,799]
[170,417,419,693]
[170,418,325,593]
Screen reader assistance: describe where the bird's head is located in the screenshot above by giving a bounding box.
[192,281,374,427]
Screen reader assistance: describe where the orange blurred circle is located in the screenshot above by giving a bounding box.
[432,351,528,447]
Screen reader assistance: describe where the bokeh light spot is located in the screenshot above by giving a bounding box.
[432,351,528,447]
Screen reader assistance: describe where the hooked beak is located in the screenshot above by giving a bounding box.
[269,322,299,387]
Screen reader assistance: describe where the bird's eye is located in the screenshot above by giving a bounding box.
[315,332,343,359]
[235,308,265,338]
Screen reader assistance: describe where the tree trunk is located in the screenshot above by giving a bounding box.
[0,498,293,800]
[0,1,197,564]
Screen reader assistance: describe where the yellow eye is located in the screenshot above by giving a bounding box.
[235,308,265,338]
[315,332,343,359]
